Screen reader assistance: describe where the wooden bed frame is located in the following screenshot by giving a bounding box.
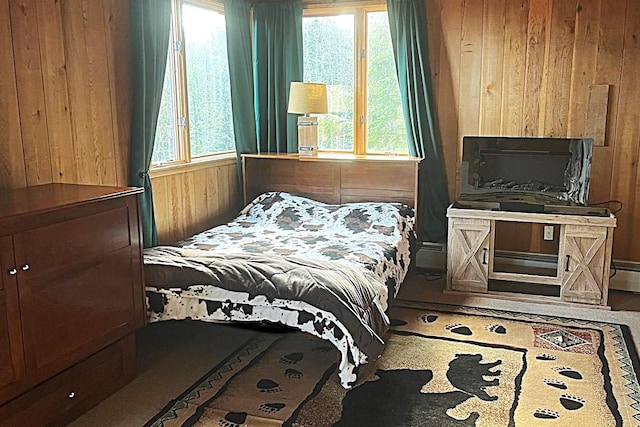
[242,153,422,223]
[143,154,423,389]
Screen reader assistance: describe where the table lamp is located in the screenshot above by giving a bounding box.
[288,82,328,156]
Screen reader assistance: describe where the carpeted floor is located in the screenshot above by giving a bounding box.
[143,300,639,426]
[69,274,640,426]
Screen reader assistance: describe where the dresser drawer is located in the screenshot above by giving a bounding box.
[13,202,132,277]
[0,333,136,427]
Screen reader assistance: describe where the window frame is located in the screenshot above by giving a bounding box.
[152,0,405,172]
[151,0,235,171]
[302,3,405,156]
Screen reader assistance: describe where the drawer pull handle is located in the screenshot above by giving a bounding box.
[565,255,571,272]
[8,268,17,275]
[21,264,30,271]
[68,391,75,399]
[482,248,488,265]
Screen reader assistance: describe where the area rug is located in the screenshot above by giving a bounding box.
[145,300,640,426]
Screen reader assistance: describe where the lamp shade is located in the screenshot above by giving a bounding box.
[287,82,328,115]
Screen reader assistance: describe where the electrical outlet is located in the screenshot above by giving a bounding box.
[543,225,554,241]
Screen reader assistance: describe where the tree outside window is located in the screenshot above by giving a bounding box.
[302,6,406,155]
[153,0,235,166]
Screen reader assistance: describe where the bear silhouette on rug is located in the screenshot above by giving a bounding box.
[334,353,502,427]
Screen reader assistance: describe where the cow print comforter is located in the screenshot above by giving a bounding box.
[143,191,416,387]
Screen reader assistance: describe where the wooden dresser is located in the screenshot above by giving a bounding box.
[0,184,145,426]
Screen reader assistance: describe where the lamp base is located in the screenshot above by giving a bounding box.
[298,145,318,156]
[297,116,318,156]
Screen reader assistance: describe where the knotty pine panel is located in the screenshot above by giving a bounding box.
[35,0,78,184]
[103,0,132,187]
[428,0,640,261]
[521,0,548,137]
[192,169,217,238]
[4,0,129,188]
[500,0,528,136]
[61,0,119,185]
[151,160,242,245]
[566,0,600,138]
[458,0,483,139]
[0,0,26,190]
[479,0,506,136]
[8,0,53,186]
[541,0,577,136]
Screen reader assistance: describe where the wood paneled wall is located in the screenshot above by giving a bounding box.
[1,0,131,188]
[151,159,242,245]
[426,0,640,261]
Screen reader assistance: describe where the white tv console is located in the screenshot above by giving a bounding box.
[445,204,616,309]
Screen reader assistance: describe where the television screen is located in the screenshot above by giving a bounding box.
[460,136,593,206]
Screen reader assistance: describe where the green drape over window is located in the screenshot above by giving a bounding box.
[128,0,172,248]
[224,0,257,156]
[387,0,449,242]
[253,1,303,153]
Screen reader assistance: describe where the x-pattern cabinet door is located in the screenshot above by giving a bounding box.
[447,217,491,293]
[560,224,608,305]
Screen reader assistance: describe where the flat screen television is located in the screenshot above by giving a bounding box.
[458,136,596,213]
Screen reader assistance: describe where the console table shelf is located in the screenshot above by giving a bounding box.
[445,205,616,309]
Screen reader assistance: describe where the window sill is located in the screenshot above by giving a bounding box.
[149,154,237,179]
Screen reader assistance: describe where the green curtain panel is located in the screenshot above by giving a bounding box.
[224,0,257,190]
[253,1,303,153]
[387,0,449,242]
[128,0,172,248]
[225,0,257,157]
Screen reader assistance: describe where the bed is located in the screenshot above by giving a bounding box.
[143,154,421,388]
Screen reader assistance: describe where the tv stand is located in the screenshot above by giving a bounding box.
[445,204,616,308]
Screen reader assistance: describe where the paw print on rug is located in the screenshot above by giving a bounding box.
[280,352,303,364]
[543,378,567,390]
[560,394,585,410]
[218,411,247,427]
[486,324,506,334]
[530,363,586,422]
[533,408,560,419]
[536,353,557,361]
[445,323,472,336]
[552,366,583,380]
[256,379,282,393]
[259,402,286,414]
[285,368,303,379]
[419,313,438,324]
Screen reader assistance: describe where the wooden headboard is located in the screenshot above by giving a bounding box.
[242,153,422,220]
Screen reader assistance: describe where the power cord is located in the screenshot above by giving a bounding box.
[610,259,617,279]
[590,200,623,214]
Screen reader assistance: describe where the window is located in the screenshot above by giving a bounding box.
[153,0,235,166]
[302,6,406,155]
